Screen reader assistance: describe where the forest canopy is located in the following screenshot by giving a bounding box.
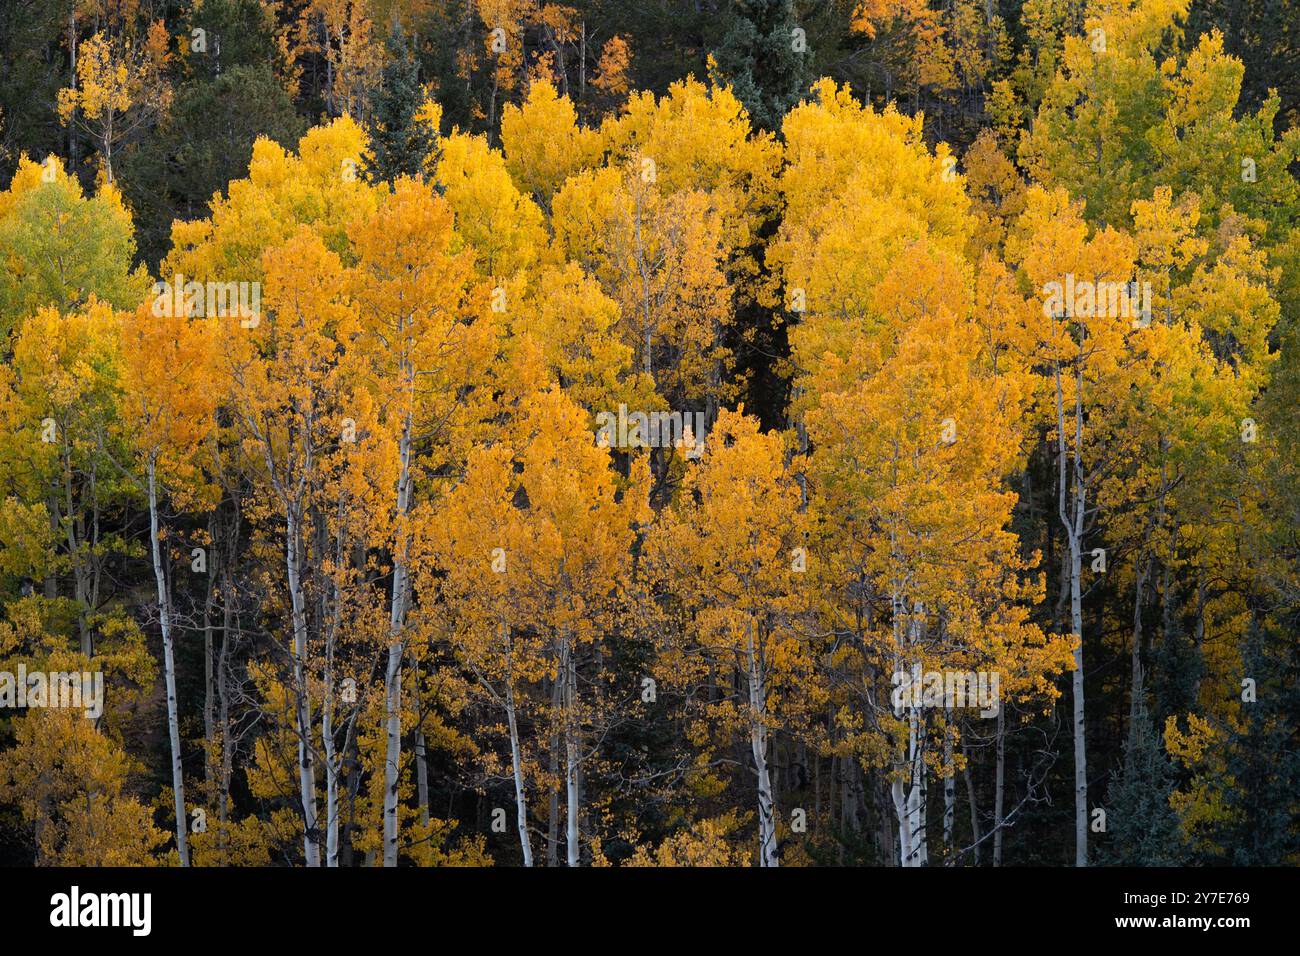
[0,0,1297,868]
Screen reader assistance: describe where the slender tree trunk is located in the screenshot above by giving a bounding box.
[62,440,90,658]
[217,561,233,856]
[67,13,79,170]
[323,508,342,869]
[202,511,219,803]
[383,403,415,866]
[285,504,321,867]
[546,672,561,867]
[1057,363,1088,868]
[1069,524,1087,867]
[324,676,340,867]
[413,651,429,832]
[1131,552,1150,727]
[892,600,928,866]
[203,556,216,793]
[562,639,581,866]
[505,635,533,866]
[746,624,779,867]
[147,459,190,866]
[382,614,404,864]
[943,723,956,853]
[1193,576,1206,704]
[962,737,981,865]
[993,705,1005,867]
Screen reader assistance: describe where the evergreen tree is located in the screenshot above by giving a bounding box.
[364,21,438,186]
[709,0,811,131]
[1099,700,1188,866]
[119,65,304,269]
[1213,617,1300,865]
[1151,611,1205,727]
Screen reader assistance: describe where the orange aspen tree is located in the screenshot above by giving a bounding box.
[415,443,539,864]
[442,385,648,865]
[118,301,220,867]
[644,410,814,867]
[222,227,362,866]
[347,176,479,866]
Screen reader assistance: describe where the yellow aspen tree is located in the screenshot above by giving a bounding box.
[503,261,655,414]
[0,591,158,864]
[162,119,378,290]
[436,129,548,281]
[0,155,149,336]
[808,295,1065,866]
[599,76,781,291]
[1006,185,1149,866]
[432,385,647,865]
[772,80,1070,866]
[55,23,172,183]
[1,300,130,659]
[552,162,733,408]
[500,78,602,209]
[303,0,383,117]
[414,442,541,864]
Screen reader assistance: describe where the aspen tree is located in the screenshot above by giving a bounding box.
[119,301,220,867]
[644,410,813,866]
[348,176,477,866]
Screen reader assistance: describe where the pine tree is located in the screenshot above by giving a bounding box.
[1099,700,1187,866]
[709,0,810,131]
[1214,618,1300,865]
[364,21,437,186]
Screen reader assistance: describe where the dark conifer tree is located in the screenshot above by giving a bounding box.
[709,0,811,131]
[1213,617,1300,864]
[1099,699,1188,866]
[364,20,438,186]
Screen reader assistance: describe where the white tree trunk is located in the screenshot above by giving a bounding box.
[383,409,414,866]
[891,601,928,867]
[382,640,403,866]
[1069,527,1087,867]
[505,661,533,866]
[562,640,581,867]
[324,696,340,867]
[147,460,190,867]
[285,505,320,867]
[1057,363,1088,868]
[746,625,779,867]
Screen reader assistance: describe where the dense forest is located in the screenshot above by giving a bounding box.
[0,0,1297,868]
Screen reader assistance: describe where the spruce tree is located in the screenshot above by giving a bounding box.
[1099,700,1188,866]
[1214,617,1300,864]
[709,0,810,131]
[364,21,438,186]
